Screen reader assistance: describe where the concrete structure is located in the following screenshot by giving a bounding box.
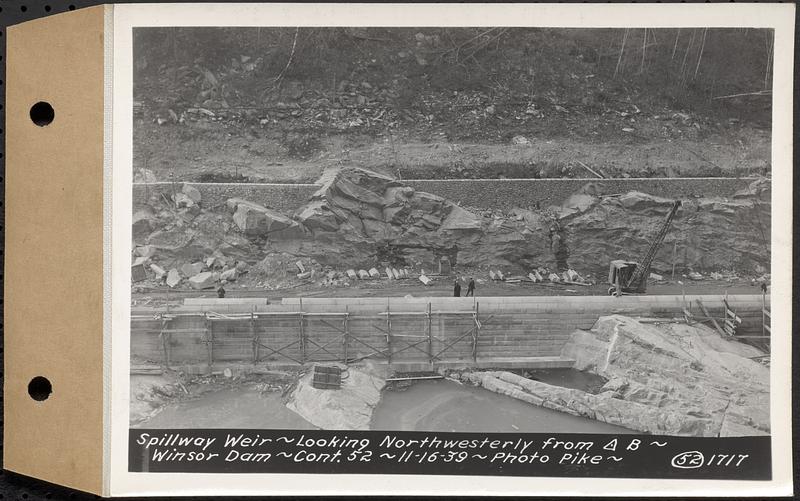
[131,294,768,373]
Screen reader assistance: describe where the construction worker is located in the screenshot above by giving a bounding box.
[453,279,462,297]
[466,277,475,297]
[217,281,226,298]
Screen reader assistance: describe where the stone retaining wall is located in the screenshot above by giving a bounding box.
[132,177,753,213]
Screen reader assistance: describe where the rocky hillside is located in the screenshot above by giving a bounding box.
[133,27,773,182]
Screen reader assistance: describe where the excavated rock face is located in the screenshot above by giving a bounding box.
[557,190,771,276]
[287,167,527,268]
[561,315,769,436]
[131,168,771,287]
[279,169,769,274]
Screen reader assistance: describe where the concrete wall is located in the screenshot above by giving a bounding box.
[130,294,768,369]
[132,177,753,213]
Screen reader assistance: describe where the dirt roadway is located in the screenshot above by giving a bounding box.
[134,128,770,184]
[132,279,762,307]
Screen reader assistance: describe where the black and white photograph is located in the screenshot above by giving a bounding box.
[128,23,775,445]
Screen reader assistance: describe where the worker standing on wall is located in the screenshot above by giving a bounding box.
[217,282,226,298]
[466,277,475,297]
[453,279,462,297]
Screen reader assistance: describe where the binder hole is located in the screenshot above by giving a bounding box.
[28,376,52,401]
[20,5,27,12]
[30,101,55,126]
[45,5,51,12]
[69,5,76,10]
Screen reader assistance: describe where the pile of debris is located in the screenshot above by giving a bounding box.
[131,184,258,290]
[132,249,247,290]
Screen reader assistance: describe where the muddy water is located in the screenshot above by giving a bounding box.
[371,379,634,434]
[135,377,633,433]
[525,369,609,394]
[134,387,315,429]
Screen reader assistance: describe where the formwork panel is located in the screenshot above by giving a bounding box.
[432,314,477,361]
[255,316,304,363]
[387,315,430,362]
[304,315,347,362]
[346,315,390,362]
[210,318,254,362]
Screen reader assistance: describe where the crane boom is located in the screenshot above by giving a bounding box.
[627,200,682,292]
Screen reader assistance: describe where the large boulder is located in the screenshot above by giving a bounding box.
[295,201,340,232]
[165,268,181,288]
[150,264,167,280]
[441,205,482,231]
[180,262,204,277]
[188,271,216,290]
[220,268,238,281]
[231,199,304,238]
[134,244,157,258]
